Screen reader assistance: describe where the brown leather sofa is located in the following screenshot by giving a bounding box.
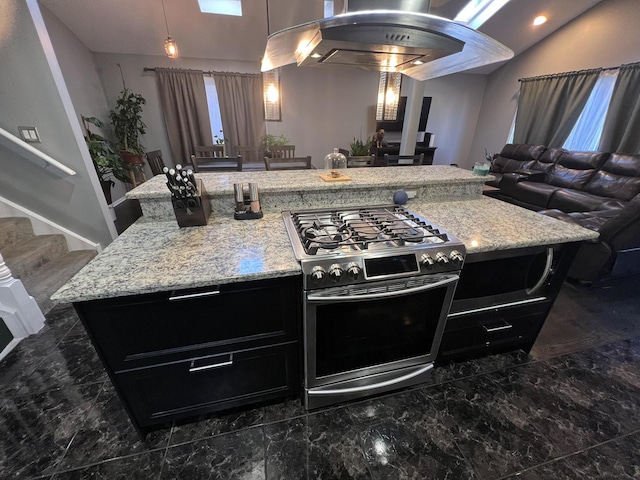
[487,144,640,282]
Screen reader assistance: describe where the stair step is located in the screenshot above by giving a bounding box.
[22,250,97,314]
[2,234,68,280]
[0,217,34,250]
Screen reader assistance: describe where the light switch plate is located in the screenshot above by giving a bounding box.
[18,126,41,143]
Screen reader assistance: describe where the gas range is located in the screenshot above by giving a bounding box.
[282,205,466,290]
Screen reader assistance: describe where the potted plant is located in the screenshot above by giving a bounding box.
[349,136,373,166]
[260,133,290,157]
[109,65,147,165]
[83,116,131,204]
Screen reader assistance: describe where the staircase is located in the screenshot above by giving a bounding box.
[0,217,97,314]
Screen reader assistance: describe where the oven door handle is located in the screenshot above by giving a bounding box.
[306,275,458,302]
[308,364,434,395]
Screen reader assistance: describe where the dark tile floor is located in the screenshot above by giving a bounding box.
[1,271,639,479]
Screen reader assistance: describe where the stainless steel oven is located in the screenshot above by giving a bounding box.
[282,205,466,409]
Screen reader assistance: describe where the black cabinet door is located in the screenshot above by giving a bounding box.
[116,342,300,427]
[76,276,301,371]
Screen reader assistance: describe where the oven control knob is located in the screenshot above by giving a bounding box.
[346,262,362,279]
[449,250,464,266]
[310,266,327,284]
[420,254,435,269]
[435,252,450,266]
[328,264,344,282]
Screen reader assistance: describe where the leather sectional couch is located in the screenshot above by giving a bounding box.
[487,143,640,282]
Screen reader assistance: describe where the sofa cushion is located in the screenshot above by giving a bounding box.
[547,188,613,212]
[509,181,560,209]
[491,144,546,174]
[583,153,640,201]
[546,151,610,190]
[533,147,565,173]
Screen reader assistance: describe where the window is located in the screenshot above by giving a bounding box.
[563,70,618,151]
[204,77,224,142]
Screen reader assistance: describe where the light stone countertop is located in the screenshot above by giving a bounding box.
[126,165,490,200]
[52,196,598,304]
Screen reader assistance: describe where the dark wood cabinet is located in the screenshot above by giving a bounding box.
[74,276,302,438]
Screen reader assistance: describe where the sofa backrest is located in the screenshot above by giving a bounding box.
[583,153,640,201]
[533,147,565,173]
[546,151,610,190]
[491,144,546,174]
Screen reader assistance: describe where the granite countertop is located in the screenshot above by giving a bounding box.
[127,166,491,200]
[52,196,598,304]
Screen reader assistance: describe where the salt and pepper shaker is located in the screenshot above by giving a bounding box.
[233,183,263,220]
[234,183,245,213]
[249,183,260,213]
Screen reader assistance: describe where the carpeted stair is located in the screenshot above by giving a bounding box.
[0,217,96,314]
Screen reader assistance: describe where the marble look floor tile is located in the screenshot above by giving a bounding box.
[349,390,476,479]
[57,383,170,471]
[261,397,307,424]
[52,451,165,480]
[15,335,106,397]
[264,407,371,479]
[424,374,558,479]
[169,405,266,446]
[486,360,630,454]
[161,427,264,480]
[502,458,582,480]
[44,304,82,340]
[560,431,640,480]
[432,350,533,385]
[0,383,103,479]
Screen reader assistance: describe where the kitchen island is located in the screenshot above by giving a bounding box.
[52,166,598,437]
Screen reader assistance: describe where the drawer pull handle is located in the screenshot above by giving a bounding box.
[169,290,221,301]
[189,354,233,373]
[483,323,513,333]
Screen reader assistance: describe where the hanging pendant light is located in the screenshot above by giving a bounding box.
[262,0,281,121]
[162,0,179,58]
[376,72,402,121]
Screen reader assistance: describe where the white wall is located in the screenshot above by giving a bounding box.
[469,0,640,167]
[0,0,114,248]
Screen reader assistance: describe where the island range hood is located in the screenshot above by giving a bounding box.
[261,0,514,81]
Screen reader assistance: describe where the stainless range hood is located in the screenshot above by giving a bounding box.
[261,0,514,81]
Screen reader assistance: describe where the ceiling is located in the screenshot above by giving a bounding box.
[39,0,603,73]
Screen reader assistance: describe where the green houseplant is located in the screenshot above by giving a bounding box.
[260,133,290,157]
[109,65,147,165]
[83,116,131,204]
[350,136,372,156]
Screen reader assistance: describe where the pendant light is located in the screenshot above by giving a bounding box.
[376,72,402,121]
[262,0,281,121]
[162,0,179,58]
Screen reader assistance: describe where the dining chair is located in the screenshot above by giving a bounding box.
[194,145,225,157]
[269,145,296,158]
[264,156,312,171]
[190,154,242,172]
[383,153,425,166]
[146,150,166,176]
[235,145,264,163]
[347,155,375,168]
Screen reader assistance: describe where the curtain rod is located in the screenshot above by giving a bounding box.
[143,67,260,77]
[518,61,640,82]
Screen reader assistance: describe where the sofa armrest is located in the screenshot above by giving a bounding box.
[514,169,546,182]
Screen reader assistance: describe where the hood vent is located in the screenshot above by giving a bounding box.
[261,0,514,81]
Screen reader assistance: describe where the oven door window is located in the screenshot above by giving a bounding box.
[314,287,447,378]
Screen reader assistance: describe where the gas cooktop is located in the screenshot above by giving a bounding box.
[282,205,466,289]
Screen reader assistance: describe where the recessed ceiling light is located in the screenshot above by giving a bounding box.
[412,60,424,66]
[533,15,547,26]
[198,0,242,16]
[310,52,322,59]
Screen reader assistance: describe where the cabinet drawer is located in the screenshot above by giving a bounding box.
[115,342,300,428]
[76,277,301,371]
[439,301,549,360]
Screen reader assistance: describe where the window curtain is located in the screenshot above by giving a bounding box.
[513,69,601,147]
[211,73,266,162]
[563,70,619,151]
[155,68,213,166]
[598,63,640,154]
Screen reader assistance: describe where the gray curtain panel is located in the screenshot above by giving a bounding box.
[155,68,213,166]
[513,69,601,147]
[599,62,640,154]
[211,73,266,162]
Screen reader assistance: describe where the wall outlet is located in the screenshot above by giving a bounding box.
[406,190,417,199]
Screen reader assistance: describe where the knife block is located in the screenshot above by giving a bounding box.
[171,179,210,228]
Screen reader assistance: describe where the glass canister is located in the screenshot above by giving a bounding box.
[324,148,347,170]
